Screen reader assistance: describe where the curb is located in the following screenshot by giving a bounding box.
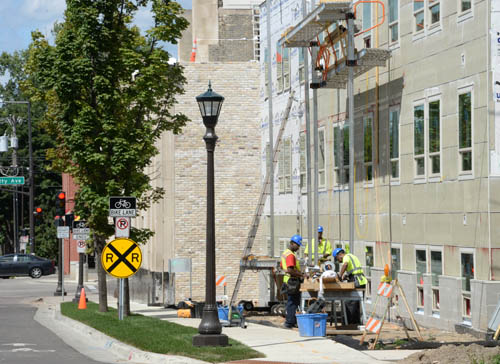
[35,303,210,364]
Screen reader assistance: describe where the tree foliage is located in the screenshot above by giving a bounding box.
[0,50,61,259]
[24,0,189,310]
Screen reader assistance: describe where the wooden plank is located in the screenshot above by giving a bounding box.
[301,279,355,291]
[326,329,363,335]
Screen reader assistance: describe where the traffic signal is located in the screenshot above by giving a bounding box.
[56,191,66,216]
[54,216,64,227]
[65,213,74,229]
[34,207,43,225]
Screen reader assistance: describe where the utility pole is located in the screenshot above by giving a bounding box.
[27,102,35,254]
[1,101,35,254]
[3,115,21,254]
[265,0,275,302]
[302,0,313,266]
[347,11,356,255]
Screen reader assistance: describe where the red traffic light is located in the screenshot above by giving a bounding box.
[35,207,42,213]
[58,192,66,200]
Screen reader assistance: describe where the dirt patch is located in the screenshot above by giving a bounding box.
[245,313,500,362]
[403,343,500,364]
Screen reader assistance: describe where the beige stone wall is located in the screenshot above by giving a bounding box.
[171,61,264,301]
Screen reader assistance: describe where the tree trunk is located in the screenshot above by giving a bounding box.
[95,236,108,312]
[124,277,130,316]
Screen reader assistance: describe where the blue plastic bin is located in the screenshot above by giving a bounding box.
[296,313,328,337]
[217,305,244,321]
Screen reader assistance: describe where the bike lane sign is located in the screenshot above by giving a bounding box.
[109,196,136,217]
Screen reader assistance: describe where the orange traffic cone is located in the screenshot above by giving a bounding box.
[190,37,197,62]
[78,287,87,310]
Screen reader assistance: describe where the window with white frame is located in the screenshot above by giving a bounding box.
[365,244,374,298]
[414,104,425,177]
[389,106,400,179]
[460,0,471,13]
[319,128,326,188]
[428,99,441,176]
[278,138,292,193]
[416,248,427,309]
[283,47,290,91]
[271,238,288,258]
[343,124,350,184]
[334,123,349,186]
[388,0,399,44]
[461,250,474,319]
[299,48,305,84]
[414,0,424,32]
[364,114,373,182]
[363,2,372,48]
[333,125,342,186]
[391,245,401,279]
[459,90,473,173]
[299,132,306,192]
[430,249,442,312]
[428,0,440,26]
[276,43,283,94]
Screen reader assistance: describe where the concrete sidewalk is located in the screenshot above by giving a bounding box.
[38,283,417,364]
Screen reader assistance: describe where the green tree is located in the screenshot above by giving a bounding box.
[0,50,61,259]
[24,0,188,312]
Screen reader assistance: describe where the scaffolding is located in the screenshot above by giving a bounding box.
[278,0,390,256]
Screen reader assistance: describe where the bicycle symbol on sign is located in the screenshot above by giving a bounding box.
[114,199,131,209]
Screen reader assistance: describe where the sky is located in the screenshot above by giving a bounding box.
[0,0,192,58]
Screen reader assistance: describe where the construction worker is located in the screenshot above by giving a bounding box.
[304,225,332,264]
[281,234,305,329]
[333,248,367,325]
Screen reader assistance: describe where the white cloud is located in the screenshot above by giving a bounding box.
[21,0,66,22]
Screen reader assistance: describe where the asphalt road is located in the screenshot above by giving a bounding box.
[0,276,109,364]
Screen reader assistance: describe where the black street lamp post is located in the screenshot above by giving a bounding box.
[192,82,228,347]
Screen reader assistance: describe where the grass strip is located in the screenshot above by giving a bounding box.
[61,301,264,363]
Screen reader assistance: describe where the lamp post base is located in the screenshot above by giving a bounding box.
[53,290,67,296]
[192,334,228,347]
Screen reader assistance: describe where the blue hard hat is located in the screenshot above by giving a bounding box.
[332,248,344,258]
[290,234,303,246]
[318,225,324,233]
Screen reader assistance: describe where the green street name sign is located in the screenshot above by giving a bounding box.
[0,177,25,185]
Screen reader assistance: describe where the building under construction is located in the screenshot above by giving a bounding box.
[259,0,500,333]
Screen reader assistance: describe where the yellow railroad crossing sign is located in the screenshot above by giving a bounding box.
[101,238,142,278]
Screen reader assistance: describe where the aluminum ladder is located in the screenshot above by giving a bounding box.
[228,92,295,318]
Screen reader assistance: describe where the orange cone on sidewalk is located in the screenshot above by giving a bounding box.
[78,287,87,310]
[190,37,197,62]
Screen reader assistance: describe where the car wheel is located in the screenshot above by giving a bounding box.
[276,303,286,317]
[30,267,43,279]
[242,301,254,312]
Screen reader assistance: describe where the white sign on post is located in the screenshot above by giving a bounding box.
[73,220,90,241]
[115,217,130,238]
[76,240,86,253]
[57,226,70,239]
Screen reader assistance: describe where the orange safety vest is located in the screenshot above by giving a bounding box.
[281,248,300,283]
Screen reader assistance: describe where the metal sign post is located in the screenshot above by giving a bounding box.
[119,278,124,320]
[61,238,65,301]
[107,198,137,321]
[56,226,70,300]
[101,238,142,320]
[72,220,89,303]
